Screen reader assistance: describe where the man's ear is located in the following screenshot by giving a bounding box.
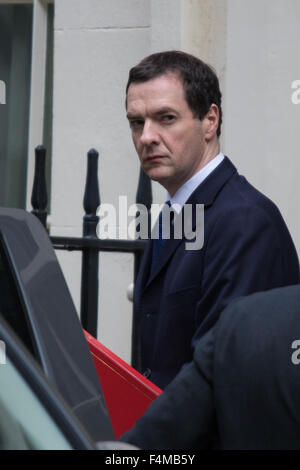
[204,104,219,141]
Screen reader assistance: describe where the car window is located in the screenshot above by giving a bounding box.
[0,357,72,450]
[0,240,36,357]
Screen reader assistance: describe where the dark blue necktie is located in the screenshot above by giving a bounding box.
[151,201,172,272]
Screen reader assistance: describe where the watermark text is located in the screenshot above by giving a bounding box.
[0,80,6,105]
[0,340,6,365]
[291,340,300,365]
[291,80,300,104]
[96,197,204,251]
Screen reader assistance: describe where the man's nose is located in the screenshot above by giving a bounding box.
[140,120,159,146]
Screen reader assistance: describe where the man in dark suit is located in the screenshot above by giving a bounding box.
[126,50,300,389]
[121,285,300,449]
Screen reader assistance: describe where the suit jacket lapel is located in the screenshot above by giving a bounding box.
[185,156,237,208]
[146,234,183,287]
[134,236,153,299]
[141,157,238,291]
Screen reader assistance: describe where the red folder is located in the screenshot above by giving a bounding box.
[84,331,162,439]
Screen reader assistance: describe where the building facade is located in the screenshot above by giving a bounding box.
[1,0,300,363]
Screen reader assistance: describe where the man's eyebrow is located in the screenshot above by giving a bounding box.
[155,107,177,115]
[127,107,177,119]
[126,112,142,120]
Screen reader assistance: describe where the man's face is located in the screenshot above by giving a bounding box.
[126,73,213,196]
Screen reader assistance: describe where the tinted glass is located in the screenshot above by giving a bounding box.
[0,357,72,450]
[0,237,36,357]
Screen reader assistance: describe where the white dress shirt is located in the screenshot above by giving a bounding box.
[167,152,225,213]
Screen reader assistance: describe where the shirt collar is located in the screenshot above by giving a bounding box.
[167,152,225,213]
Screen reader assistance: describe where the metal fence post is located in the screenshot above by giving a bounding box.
[80,149,100,337]
[31,145,48,228]
[131,167,152,369]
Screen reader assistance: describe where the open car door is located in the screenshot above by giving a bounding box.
[0,208,114,442]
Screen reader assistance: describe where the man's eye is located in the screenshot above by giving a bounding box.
[162,115,175,123]
[130,120,144,129]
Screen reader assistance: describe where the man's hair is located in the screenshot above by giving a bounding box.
[126,50,222,137]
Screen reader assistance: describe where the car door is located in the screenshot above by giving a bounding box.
[0,208,114,442]
[0,316,96,450]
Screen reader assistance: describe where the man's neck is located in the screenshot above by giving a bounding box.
[167,142,220,197]
[166,152,225,210]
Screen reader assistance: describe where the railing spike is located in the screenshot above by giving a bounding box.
[81,148,101,336]
[83,148,100,228]
[31,145,48,228]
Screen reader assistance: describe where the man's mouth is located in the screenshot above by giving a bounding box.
[145,155,165,162]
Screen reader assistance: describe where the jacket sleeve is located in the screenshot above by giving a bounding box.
[120,328,217,450]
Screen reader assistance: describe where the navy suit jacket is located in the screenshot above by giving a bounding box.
[134,157,300,389]
[122,285,300,449]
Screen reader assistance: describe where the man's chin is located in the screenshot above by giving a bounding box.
[144,167,169,183]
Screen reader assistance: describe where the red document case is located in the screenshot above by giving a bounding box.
[84,331,162,439]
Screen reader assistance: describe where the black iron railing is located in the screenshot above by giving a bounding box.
[30,145,152,369]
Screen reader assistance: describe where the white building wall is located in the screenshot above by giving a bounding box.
[224,0,300,254]
[50,0,300,364]
[51,0,151,362]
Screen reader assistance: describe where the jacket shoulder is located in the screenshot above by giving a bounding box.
[216,285,300,333]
